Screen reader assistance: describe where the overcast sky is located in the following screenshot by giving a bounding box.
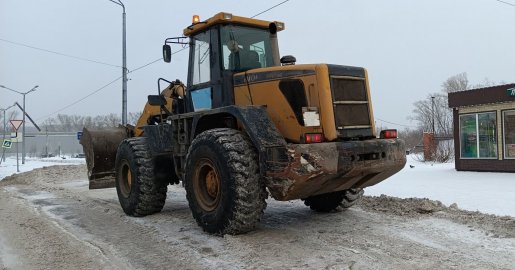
[1,0,514,130]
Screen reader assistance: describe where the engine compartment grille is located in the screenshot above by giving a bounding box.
[330,76,373,139]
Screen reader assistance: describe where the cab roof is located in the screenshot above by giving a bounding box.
[183,12,285,37]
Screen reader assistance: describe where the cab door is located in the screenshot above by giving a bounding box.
[186,28,226,112]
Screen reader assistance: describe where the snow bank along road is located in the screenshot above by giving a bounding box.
[0,165,514,270]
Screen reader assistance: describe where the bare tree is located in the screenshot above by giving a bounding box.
[105,113,121,127]
[442,72,469,93]
[399,127,424,153]
[128,112,142,126]
[41,117,59,132]
[40,112,135,132]
[410,93,452,136]
[8,110,19,121]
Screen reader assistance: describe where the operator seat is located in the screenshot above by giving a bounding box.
[243,51,261,69]
[229,50,261,71]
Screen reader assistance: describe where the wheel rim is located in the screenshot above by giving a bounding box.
[119,160,132,198]
[193,158,221,212]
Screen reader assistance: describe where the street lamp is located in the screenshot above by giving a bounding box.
[0,104,16,162]
[0,84,38,164]
[108,0,128,125]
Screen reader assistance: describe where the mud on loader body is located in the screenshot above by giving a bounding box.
[80,13,406,235]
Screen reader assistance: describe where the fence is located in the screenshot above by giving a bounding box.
[1,132,83,158]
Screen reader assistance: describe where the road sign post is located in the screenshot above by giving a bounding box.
[16,136,19,172]
[9,120,23,172]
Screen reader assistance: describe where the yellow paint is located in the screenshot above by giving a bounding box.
[184,12,284,37]
[133,84,184,137]
[234,63,375,142]
[133,97,173,137]
[363,68,376,137]
[314,65,338,141]
[235,64,324,143]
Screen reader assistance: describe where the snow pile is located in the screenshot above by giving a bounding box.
[0,156,85,181]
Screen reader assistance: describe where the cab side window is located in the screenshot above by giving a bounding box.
[192,31,211,85]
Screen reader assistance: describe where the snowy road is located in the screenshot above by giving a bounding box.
[0,165,514,269]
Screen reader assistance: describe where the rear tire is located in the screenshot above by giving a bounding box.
[303,188,364,212]
[185,128,267,235]
[115,137,168,216]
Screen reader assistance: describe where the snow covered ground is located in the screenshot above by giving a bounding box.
[1,154,513,218]
[367,155,515,218]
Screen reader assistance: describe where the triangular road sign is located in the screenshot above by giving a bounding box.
[10,120,23,131]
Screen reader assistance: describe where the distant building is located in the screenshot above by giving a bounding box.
[448,83,515,172]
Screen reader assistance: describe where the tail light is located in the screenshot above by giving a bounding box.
[380,129,398,139]
[305,133,323,143]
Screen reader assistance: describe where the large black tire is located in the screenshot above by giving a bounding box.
[115,137,168,216]
[184,128,267,235]
[303,188,364,212]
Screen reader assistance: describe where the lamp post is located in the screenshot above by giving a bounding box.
[0,104,16,162]
[431,96,436,135]
[108,0,128,125]
[0,84,38,164]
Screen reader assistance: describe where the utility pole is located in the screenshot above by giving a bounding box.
[0,85,38,164]
[430,96,436,161]
[108,0,128,125]
[431,96,436,135]
[1,104,15,162]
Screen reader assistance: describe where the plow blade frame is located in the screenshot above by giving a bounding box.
[80,127,129,189]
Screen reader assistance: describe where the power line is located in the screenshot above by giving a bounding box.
[36,76,123,121]
[35,0,292,121]
[0,38,122,68]
[494,0,515,7]
[36,48,189,121]
[251,0,290,18]
[129,58,162,73]
[375,117,417,129]
[129,46,189,74]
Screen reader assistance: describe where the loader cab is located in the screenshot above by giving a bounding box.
[180,13,284,113]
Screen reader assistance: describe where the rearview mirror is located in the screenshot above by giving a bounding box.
[163,45,172,63]
[148,95,167,106]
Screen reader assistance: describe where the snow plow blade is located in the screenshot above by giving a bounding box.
[80,127,129,189]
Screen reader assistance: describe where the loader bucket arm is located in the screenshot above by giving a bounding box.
[80,127,129,189]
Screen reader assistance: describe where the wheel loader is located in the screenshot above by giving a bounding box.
[80,12,406,235]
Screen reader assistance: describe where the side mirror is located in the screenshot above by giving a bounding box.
[148,95,167,106]
[163,45,172,63]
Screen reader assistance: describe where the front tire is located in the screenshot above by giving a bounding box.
[115,137,168,216]
[303,188,364,212]
[185,128,267,235]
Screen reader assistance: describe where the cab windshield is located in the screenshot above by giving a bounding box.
[220,25,274,72]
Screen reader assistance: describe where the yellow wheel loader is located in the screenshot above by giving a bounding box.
[80,12,406,235]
